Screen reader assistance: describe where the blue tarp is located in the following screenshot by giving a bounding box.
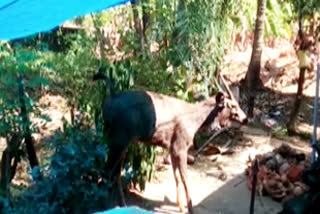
[93,207,154,214]
[0,0,133,41]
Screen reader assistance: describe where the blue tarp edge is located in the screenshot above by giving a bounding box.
[0,0,134,40]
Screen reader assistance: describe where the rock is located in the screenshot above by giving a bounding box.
[210,156,219,162]
[266,158,277,170]
[263,117,279,128]
[218,172,227,181]
[275,153,284,166]
[294,181,309,193]
[287,165,304,182]
[293,186,303,196]
[187,154,195,165]
[264,177,286,201]
[276,143,294,158]
[280,173,288,182]
[295,153,306,162]
[264,152,275,161]
[279,162,290,174]
[201,144,221,156]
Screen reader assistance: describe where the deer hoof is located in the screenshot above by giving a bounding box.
[187,154,195,165]
[178,206,185,213]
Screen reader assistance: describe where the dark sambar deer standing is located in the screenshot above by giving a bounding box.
[94,73,247,214]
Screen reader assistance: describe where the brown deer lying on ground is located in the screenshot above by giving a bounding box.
[94,73,247,214]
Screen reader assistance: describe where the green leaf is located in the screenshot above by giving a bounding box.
[27,77,49,88]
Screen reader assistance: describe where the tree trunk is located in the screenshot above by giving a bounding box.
[18,74,39,168]
[70,103,75,125]
[141,0,149,42]
[244,0,267,118]
[0,134,22,196]
[287,15,311,134]
[287,67,307,134]
[132,0,145,54]
[0,149,11,196]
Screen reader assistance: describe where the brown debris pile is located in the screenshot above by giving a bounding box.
[246,143,311,202]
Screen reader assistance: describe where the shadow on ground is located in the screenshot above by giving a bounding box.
[251,86,319,127]
[127,172,282,214]
[193,173,281,214]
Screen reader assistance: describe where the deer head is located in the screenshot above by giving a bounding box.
[216,74,247,127]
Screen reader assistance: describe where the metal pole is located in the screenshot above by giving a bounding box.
[249,159,259,214]
[311,64,320,163]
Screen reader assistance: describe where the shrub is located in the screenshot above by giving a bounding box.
[11,122,113,214]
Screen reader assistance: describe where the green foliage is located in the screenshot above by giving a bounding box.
[224,0,297,40]
[0,196,16,214]
[43,32,102,122]
[11,123,111,214]
[265,0,295,38]
[124,144,156,191]
[103,60,136,93]
[0,42,51,205]
[117,0,228,100]
[271,126,288,137]
[226,0,257,29]
[287,0,320,17]
[0,42,49,144]
[168,0,226,97]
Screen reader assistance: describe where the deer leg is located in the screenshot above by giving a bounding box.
[105,134,130,207]
[117,149,128,207]
[170,153,185,213]
[177,150,193,214]
[170,123,193,213]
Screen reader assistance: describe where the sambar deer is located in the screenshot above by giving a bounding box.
[94,72,247,214]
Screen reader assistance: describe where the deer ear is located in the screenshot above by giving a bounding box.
[215,92,225,104]
[230,85,240,102]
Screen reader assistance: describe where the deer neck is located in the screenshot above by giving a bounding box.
[177,98,218,136]
[148,91,219,139]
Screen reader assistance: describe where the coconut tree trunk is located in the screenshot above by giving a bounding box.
[244,0,267,118]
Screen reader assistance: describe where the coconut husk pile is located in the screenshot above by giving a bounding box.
[246,143,311,202]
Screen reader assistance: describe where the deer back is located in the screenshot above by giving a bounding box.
[102,91,156,141]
